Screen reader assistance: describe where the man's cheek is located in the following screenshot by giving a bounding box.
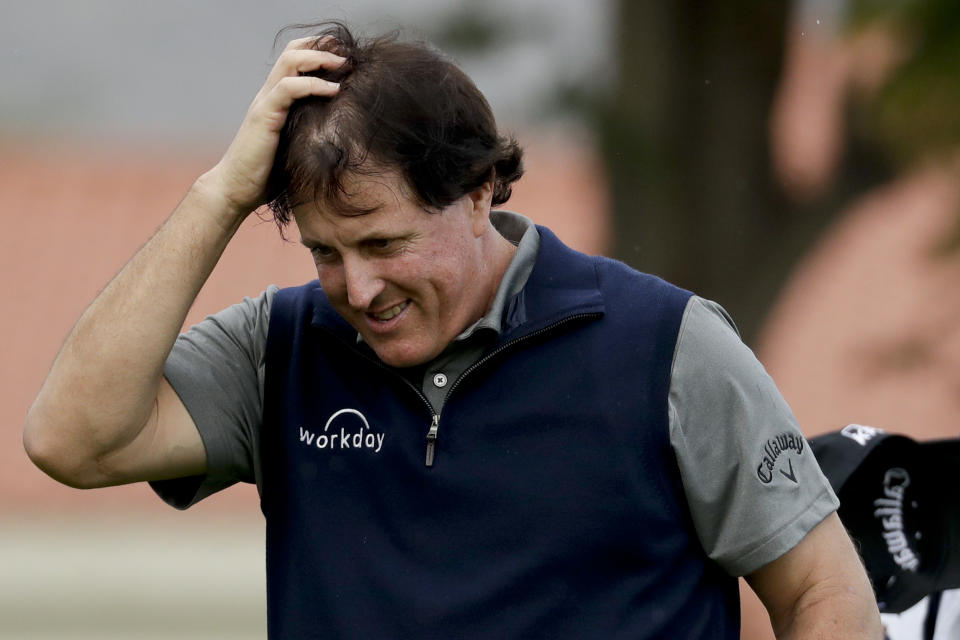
[317,268,345,294]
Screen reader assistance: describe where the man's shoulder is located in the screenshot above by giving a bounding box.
[267,280,356,340]
[268,280,328,315]
[272,279,321,297]
[535,225,690,298]
[595,254,689,295]
[527,229,693,342]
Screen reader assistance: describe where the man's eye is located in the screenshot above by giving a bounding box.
[370,239,394,251]
[310,246,338,261]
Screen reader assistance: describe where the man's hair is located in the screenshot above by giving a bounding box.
[266,21,524,226]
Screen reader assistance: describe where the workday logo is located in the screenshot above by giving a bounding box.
[299,408,385,453]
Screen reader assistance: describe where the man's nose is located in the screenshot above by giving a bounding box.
[343,256,386,310]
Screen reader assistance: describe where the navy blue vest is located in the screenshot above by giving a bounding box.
[260,227,738,638]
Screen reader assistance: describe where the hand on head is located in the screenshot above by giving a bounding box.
[206,37,345,219]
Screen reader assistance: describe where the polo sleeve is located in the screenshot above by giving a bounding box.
[149,286,277,509]
[667,296,839,576]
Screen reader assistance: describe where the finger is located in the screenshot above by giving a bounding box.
[284,36,320,51]
[283,35,336,52]
[263,75,340,113]
[264,49,345,90]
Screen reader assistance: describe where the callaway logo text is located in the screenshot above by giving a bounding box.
[757,432,804,484]
[873,467,920,572]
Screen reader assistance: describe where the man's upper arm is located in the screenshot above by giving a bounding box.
[745,511,882,637]
[148,286,276,508]
[95,286,274,506]
[668,296,839,574]
[95,377,208,484]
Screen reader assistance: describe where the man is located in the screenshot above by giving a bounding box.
[24,22,880,638]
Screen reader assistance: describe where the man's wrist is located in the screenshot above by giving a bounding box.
[189,169,255,232]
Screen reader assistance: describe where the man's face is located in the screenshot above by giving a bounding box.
[293,171,492,368]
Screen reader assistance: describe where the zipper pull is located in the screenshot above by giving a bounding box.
[425,414,440,467]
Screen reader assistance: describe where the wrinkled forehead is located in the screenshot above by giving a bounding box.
[291,165,424,222]
[293,161,418,218]
[292,175,441,250]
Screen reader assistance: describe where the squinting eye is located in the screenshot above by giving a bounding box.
[370,238,395,252]
[310,245,338,262]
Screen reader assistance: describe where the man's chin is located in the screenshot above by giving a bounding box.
[368,340,442,369]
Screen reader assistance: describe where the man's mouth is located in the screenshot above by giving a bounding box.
[369,300,409,322]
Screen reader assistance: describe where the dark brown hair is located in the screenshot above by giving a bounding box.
[266,21,524,226]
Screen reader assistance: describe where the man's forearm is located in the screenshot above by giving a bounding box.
[773,580,882,639]
[23,174,246,485]
[747,513,882,639]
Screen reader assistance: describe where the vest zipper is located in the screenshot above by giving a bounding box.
[425,414,440,467]
[338,344,439,464]
[337,311,601,469]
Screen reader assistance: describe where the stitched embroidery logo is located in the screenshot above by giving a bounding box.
[756,432,804,484]
[299,408,385,453]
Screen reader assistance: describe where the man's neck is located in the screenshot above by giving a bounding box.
[478,225,520,319]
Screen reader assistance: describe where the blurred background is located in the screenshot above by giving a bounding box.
[2,1,958,638]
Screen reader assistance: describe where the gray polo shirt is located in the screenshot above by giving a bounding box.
[158,210,838,578]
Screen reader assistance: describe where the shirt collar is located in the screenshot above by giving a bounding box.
[453,210,540,340]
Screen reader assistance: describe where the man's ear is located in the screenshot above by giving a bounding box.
[468,176,495,237]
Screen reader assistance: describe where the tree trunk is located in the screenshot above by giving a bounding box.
[600,0,808,342]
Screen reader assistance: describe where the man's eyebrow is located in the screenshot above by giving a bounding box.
[299,237,324,248]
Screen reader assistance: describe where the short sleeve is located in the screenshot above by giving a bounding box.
[149,286,277,509]
[668,296,839,576]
